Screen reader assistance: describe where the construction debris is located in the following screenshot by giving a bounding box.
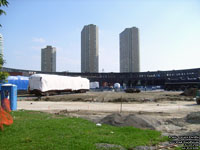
[185,111,200,124]
[124,88,141,93]
[180,88,198,97]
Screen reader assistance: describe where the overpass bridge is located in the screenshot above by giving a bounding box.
[2,67,200,90]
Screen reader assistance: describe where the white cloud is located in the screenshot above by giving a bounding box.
[32,37,46,43]
[31,46,42,51]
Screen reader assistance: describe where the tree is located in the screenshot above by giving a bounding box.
[0,0,9,27]
[0,53,9,82]
[0,54,9,81]
[0,0,9,81]
[0,0,9,15]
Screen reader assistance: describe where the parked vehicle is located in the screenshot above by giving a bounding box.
[90,82,99,89]
[124,88,141,93]
[196,90,200,105]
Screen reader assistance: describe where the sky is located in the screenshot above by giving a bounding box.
[0,0,200,72]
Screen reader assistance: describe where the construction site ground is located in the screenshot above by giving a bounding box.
[18,91,200,137]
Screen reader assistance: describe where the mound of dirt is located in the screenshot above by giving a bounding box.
[180,88,198,97]
[165,118,186,127]
[185,112,200,124]
[100,113,161,130]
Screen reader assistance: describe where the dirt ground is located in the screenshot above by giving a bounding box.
[17,91,200,136]
[18,90,194,102]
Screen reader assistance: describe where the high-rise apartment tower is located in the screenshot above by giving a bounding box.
[81,24,99,73]
[120,27,140,72]
[41,45,56,72]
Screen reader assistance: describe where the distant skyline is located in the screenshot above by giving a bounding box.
[0,0,200,72]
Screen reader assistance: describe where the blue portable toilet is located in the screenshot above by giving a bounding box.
[1,84,17,110]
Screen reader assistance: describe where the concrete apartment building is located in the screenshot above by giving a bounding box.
[0,33,3,56]
[41,45,56,72]
[120,27,140,73]
[81,24,99,73]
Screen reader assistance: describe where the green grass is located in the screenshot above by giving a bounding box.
[0,110,168,150]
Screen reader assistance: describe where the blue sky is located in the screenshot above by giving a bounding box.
[0,0,200,72]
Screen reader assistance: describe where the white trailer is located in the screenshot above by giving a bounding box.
[28,74,89,96]
[90,82,99,89]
